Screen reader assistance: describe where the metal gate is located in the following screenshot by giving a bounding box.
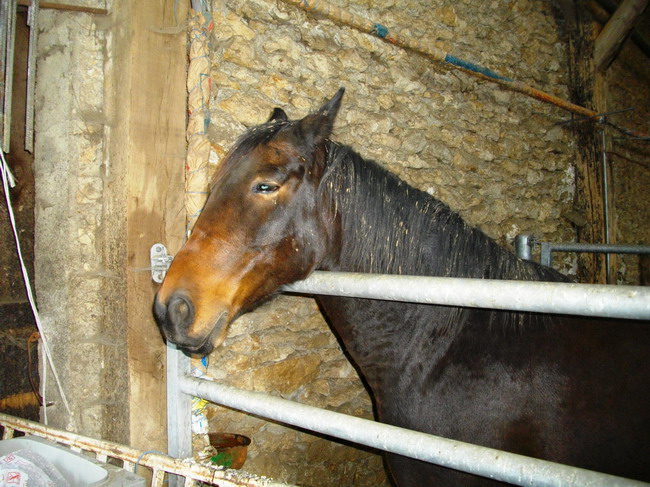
[167,271,650,487]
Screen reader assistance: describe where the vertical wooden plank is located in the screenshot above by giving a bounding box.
[107,0,187,454]
[560,0,608,284]
[127,0,188,454]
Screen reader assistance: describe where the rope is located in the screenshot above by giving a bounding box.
[186,9,214,234]
[279,0,649,138]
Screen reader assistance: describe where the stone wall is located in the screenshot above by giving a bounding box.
[34,4,129,442]
[198,0,600,485]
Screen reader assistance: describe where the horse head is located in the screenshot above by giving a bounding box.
[153,89,344,354]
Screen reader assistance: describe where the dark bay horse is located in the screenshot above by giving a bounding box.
[154,89,650,486]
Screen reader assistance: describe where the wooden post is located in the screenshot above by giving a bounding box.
[107,0,187,452]
[560,1,608,284]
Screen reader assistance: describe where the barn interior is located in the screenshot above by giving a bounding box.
[1,0,649,486]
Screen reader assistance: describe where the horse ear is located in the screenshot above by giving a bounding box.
[298,88,345,145]
[268,108,288,123]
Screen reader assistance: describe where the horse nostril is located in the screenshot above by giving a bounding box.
[167,294,195,327]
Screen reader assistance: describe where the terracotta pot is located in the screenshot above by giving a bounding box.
[207,433,251,469]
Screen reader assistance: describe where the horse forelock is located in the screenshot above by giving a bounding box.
[212,120,291,181]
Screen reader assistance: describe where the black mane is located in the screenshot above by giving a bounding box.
[225,122,565,286]
[320,140,565,284]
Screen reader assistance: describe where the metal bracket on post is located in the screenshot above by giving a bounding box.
[150,243,174,283]
[515,234,535,261]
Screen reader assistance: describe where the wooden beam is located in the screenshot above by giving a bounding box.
[559,0,609,284]
[594,0,649,71]
[106,0,187,455]
[16,1,108,16]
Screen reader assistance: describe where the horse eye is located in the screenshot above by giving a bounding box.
[253,182,280,194]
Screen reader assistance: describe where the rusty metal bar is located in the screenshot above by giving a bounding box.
[0,412,296,487]
[1,425,14,440]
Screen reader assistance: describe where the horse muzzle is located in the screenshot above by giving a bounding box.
[153,291,227,355]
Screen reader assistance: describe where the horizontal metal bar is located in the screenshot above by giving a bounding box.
[284,271,650,320]
[180,376,647,487]
[543,243,650,255]
[540,242,650,267]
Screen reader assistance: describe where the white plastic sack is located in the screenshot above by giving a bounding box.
[0,449,67,487]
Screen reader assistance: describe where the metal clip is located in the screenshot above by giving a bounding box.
[150,243,174,283]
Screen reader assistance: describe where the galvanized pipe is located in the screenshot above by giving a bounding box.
[180,376,647,487]
[601,119,611,282]
[168,273,650,484]
[167,344,193,487]
[540,243,650,267]
[1,0,16,152]
[284,271,650,320]
[540,243,650,254]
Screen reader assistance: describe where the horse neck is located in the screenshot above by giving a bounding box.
[314,144,565,395]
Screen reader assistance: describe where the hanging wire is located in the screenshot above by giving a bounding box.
[607,151,650,171]
[554,107,650,142]
[609,122,650,141]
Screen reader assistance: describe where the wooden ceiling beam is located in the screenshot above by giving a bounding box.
[16,1,108,16]
[594,0,649,71]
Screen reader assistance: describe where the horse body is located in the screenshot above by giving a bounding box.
[154,89,650,486]
[318,298,650,485]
